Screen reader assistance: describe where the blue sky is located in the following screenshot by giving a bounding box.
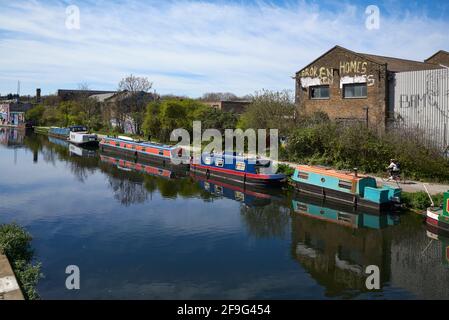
[0,0,448,97]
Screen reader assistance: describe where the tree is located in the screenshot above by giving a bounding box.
[143,99,209,142]
[76,83,102,130]
[117,75,154,134]
[200,92,238,101]
[239,90,297,136]
[25,105,46,125]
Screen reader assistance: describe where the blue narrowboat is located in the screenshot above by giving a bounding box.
[190,152,286,187]
[100,136,188,165]
[291,165,401,211]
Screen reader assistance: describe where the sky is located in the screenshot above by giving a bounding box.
[0,0,448,97]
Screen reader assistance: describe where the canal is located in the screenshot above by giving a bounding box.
[1,128,449,299]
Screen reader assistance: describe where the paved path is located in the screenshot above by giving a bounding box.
[0,254,24,300]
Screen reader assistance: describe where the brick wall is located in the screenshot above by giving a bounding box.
[295,46,388,130]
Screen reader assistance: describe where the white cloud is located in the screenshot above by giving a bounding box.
[0,0,448,97]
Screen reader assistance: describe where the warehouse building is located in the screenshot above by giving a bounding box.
[295,46,448,129]
[295,46,449,151]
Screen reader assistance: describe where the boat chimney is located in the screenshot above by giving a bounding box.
[353,167,358,177]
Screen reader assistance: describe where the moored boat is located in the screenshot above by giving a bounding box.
[426,191,449,232]
[190,152,286,187]
[48,125,99,147]
[68,125,99,147]
[291,165,401,211]
[99,136,187,164]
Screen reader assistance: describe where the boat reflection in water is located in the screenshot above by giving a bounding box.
[191,173,284,208]
[48,136,97,158]
[100,153,188,180]
[426,225,449,269]
[292,195,399,230]
[291,194,400,297]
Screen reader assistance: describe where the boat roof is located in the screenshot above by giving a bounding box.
[104,136,176,149]
[296,165,369,181]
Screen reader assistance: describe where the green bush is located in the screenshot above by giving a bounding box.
[401,192,444,210]
[276,163,295,176]
[0,223,42,300]
[284,118,449,183]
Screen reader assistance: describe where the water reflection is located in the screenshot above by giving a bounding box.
[290,194,398,298]
[2,130,449,299]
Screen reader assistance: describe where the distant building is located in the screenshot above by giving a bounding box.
[57,89,117,101]
[91,91,157,134]
[203,100,251,114]
[0,100,33,128]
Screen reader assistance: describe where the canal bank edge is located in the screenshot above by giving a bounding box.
[0,254,24,300]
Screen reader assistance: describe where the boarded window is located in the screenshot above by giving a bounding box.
[343,83,367,98]
[236,161,246,171]
[310,85,330,99]
[338,180,353,190]
[215,159,224,167]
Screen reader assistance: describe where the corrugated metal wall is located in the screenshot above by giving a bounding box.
[391,68,449,152]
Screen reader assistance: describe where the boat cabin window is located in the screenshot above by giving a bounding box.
[298,172,309,180]
[236,161,246,171]
[204,157,212,165]
[215,158,224,167]
[338,180,353,190]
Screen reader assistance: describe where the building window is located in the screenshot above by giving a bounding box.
[343,83,367,98]
[309,85,330,99]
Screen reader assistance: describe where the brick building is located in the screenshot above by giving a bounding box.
[295,46,448,129]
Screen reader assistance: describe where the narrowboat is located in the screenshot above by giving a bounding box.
[426,191,449,233]
[291,165,401,211]
[48,125,99,147]
[190,152,286,187]
[99,136,187,164]
[100,154,188,179]
[68,126,98,147]
[48,127,71,139]
[292,194,399,230]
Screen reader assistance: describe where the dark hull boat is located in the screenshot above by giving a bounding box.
[99,136,187,165]
[292,165,401,212]
[190,152,285,187]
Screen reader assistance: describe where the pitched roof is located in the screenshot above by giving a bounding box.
[425,50,449,63]
[358,52,442,72]
[296,45,443,74]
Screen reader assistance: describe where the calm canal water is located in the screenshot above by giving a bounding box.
[1,129,449,300]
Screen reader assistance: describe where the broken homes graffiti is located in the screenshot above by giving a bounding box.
[300,60,376,88]
[399,70,449,119]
